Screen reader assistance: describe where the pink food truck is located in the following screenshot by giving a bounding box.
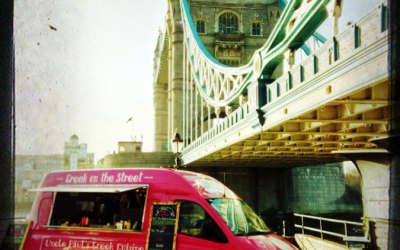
[21,168,298,250]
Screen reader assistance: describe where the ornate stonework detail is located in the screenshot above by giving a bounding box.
[250,13,262,23]
[252,51,263,80]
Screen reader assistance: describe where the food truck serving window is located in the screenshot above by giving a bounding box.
[42,185,147,231]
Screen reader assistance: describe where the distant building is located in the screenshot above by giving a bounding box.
[15,135,94,217]
[64,134,94,170]
[15,154,64,217]
[118,141,142,153]
[98,140,174,168]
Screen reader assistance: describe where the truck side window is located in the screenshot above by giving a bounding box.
[178,201,228,243]
[49,187,147,231]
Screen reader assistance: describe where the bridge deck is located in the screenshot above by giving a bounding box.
[182,3,389,168]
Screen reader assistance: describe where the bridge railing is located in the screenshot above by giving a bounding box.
[184,103,250,153]
[294,213,370,248]
[265,2,388,105]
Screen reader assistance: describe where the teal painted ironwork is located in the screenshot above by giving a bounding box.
[278,0,327,56]
[180,0,330,107]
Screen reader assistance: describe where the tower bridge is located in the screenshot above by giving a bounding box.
[182,0,388,168]
[153,0,396,248]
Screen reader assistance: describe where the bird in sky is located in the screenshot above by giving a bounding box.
[49,24,57,31]
[126,117,133,123]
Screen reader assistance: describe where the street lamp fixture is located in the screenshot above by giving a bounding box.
[171,129,184,168]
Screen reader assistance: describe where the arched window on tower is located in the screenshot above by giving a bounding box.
[219,12,239,34]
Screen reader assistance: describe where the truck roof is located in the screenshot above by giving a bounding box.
[33,167,239,199]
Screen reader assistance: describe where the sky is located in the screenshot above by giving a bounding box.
[14,0,380,162]
[15,0,168,160]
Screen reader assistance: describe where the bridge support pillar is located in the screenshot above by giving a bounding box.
[166,0,184,148]
[334,149,392,249]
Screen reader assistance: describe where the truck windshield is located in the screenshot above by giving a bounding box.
[208,198,271,236]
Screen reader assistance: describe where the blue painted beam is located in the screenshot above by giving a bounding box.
[278,0,327,56]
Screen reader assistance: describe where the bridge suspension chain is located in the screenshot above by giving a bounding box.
[180,0,331,147]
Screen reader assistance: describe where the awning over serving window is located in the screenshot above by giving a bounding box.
[29,184,147,193]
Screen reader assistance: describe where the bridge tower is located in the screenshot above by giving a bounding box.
[155,0,282,152]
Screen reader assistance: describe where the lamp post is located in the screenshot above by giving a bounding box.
[171,129,184,168]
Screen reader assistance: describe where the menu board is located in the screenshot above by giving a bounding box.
[146,202,180,250]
